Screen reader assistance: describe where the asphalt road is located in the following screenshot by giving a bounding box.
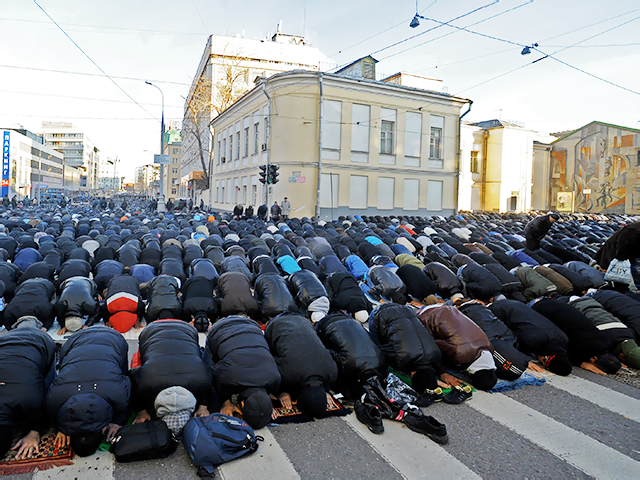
[5,361,639,480]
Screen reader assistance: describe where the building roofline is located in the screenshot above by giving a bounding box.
[211,69,470,127]
[551,120,640,143]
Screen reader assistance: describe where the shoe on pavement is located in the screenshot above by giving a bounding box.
[355,398,384,434]
[415,387,444,407]
[443,385,472,405]
[403,411,449,444]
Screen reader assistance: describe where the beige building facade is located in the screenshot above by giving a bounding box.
[459,119,555,212]
[163,130,182,201]
[210,69,469,219]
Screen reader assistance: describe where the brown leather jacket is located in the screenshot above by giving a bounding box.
[418,306,492,366]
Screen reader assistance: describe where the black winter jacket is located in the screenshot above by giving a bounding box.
[265,314,338,394]
[132,320,212,411]
[189,258,220,286]
[396,264,437,301]
[423,262,463,297]
[3,278,56,329]
[143,274,182,321]
[217,272,259,317]
[592,290,640,340]
[206,316,281,400]
[325,272,369,314]
[94,259,125,292]
[316,314,385,380]
[524,215,554,242]
[254,274,297,321]
[531,298,611,364]
[489,299,569,356]
[182,276,218,320]
[55,259,92,288]
[46,327,131,434]
[0,328,55,430]
[458,263,502,301]
[288,270,328,309]
[367,266,406,303]
[369,303,441,372]
[55,276,99,326]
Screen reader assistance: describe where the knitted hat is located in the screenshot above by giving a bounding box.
[354,310,369,323]
[65,316,83,333]
[241,388,272,430]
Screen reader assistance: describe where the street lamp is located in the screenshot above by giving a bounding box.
[521,43,538,55]
[107,158,120,192]
[145,80,166,213]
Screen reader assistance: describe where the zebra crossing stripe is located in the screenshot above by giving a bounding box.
[537,372,640,423]
[33,452,114,479]
[217,427,300,480]
[343,413,481,479]
[468,391,640,478]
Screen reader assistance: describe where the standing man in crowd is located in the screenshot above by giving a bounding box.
[524,213,559,251]
[271,201,281,222]
[257,204,267,221]
[281,197,291,220]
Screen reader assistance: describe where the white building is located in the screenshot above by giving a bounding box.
[458,119,555,212]
[1,127,64,200]
[41,121,99,191]
[182,26,324,206]
[98,157,121,192]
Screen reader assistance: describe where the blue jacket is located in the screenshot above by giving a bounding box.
[13,247,43,272]
[345,255,369,280]
[277,255,302,275]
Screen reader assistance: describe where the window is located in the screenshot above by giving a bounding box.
[320,173,339,208]
[322,100,342,152]
[217,136,221,164]
[172,168,178,174]
[378,177,394,210]
[172,178,177,185]
[349,175,368,209]
[221,139,226,162]
[253,123,259,154]
[470,151,479,173]
[427,180,443,211]
[244,127,249,157]
[172,148,178,154]
[405,112,422,167]
[430,116,444,159]
[215,180,219,202]
[235,124,240,159]
[172,188,177,195]
[229,134,233,161]
[404,179,419,211]
[380,121,394,154]
[351,104,370,163]
[637,150,640,166]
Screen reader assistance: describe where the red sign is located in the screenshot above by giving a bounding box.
[1,179,9,187]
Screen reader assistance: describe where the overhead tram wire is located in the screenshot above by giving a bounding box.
[0,65,191,86]
[379,0,535,62]
[452,14,640,96]
[33,0,158,121]
[327,0,438,59]
[408,8,640,75]
[0,89,183,108]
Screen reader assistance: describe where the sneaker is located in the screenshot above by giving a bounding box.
[355,398,384,434]
[442,385,472,405]
[403,411,449,444]
[415,387,444,407]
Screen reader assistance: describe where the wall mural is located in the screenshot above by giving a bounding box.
[550,123,637,214]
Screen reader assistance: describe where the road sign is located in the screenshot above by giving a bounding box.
[154,154,170,165]
[583,189,592,194]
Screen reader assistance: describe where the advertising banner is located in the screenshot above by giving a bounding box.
[2,131,10,197]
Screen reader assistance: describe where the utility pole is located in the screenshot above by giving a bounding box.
[146,81,166,212]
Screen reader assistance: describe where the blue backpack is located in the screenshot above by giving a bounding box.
[182,414,262,477]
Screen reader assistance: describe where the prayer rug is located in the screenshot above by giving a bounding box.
[270,394,351,425]
[0,431,74,475]
[489,372,546,393]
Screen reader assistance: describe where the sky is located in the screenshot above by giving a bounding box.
[1,0,639,182]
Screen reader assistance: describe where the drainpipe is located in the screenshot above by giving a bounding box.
[315,72,323,219]
[455,100,473,213]
[482,129,488,211]
[262,80,272,207]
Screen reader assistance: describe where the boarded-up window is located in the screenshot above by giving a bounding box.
[351,104,370,153]
[378,177,395,210]
[320,173,339,208]
[427,180,443,211]
[404,179,419,210]
[349,175,368,209]
[405,112,422,158]
[322,100,342,151]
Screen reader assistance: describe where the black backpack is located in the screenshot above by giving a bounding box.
[110,421,177,463]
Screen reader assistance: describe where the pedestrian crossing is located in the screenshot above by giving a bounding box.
[19,370,640,479]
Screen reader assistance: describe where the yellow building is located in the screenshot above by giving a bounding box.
[209,63,470,219]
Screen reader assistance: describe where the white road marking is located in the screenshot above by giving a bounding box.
[343,414,481,480]
[469,391,640,478]
[217,427,299,480]
[33,450,114,479]
[537,372,640,422]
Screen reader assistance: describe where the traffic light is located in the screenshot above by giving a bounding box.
[259,165,267,184]
[268,164,280,184]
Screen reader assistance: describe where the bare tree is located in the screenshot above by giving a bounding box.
[183,45,250,192]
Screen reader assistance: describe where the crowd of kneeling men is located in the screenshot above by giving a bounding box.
[1,201,639,462]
